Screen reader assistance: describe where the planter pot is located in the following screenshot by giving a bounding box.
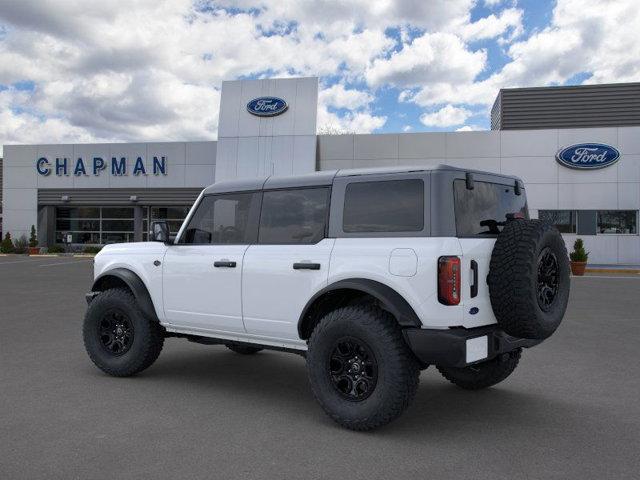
[570,261,587,276]
[28,246,40,255]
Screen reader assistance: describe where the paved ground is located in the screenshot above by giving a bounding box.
[1,256,639,480]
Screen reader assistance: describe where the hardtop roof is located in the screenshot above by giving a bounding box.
[201,164,521,194]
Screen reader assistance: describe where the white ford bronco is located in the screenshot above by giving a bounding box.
[84,165,570,430]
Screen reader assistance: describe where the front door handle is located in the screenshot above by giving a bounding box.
[214,260,236,268]
[293,262,321,270]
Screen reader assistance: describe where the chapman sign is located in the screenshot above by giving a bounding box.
[246,97,288,117]
[556,143,620,170]
[36,156,168,176]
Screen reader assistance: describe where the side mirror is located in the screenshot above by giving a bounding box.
[151,221,170,243]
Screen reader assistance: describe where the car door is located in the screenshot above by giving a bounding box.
[162,191,260,334]
[242,187,334,342]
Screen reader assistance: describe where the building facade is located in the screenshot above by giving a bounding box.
[2,77,639,264]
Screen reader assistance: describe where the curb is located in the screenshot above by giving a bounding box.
[585,268,640,275]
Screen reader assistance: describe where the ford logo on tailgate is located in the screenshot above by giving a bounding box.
[556,143,620,170]
[247,97,288,117]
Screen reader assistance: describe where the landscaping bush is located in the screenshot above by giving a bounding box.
[29,225,38,248]
[569,238,589,262]
[1,233,15,253]
[13,235,29,254]
[47,244,66,254]
[82,246,103,254]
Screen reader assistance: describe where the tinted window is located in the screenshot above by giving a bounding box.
[597,210,637,234]
[181,193,258,244]
[343,179,424,233]
[454,180,528,236]
[539,210,577,233]
[259,188,329,244]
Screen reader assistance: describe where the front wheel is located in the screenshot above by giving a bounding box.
[306,305,420,431]
[83,288,164,377]
[437,349,521,390]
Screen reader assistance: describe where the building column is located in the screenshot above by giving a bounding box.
[133,206,145,242]
[37,206,56,247]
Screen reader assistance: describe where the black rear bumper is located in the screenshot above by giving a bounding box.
[403,325,542,368]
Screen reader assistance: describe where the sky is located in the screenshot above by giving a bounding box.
[0,0,638,154]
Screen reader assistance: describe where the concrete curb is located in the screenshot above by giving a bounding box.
[585,268,640,275]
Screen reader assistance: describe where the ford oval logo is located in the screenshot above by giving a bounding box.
[556,143,620,170]
[246,97,288,117]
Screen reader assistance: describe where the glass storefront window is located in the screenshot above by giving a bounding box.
[55,206,135,245]
[539,210,577,233]
[143,206,191,241]
[597,210,638,234]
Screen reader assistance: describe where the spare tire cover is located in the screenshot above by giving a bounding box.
[488,219,570,340]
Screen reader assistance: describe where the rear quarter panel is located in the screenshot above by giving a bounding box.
[328,237,467,329]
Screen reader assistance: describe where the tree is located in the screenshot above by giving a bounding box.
[29,225,38,248]
[1,232,15,253]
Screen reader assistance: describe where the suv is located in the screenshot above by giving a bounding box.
[84,165,570,430]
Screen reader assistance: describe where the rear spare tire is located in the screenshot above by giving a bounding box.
[488,219,570,340]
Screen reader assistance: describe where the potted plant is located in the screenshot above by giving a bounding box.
[569,238,589,276]
[1,232,15,253]
[28,225,40,255]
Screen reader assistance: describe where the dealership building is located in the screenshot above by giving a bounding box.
[1,78,639,264]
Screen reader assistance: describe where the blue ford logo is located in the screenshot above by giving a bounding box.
[556,143,620,170]
[246,97,288,117]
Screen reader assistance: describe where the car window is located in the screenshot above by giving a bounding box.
[259,188,330,244]
[343,179,424,233]
[454,179,528,236]
[180,193,259,244]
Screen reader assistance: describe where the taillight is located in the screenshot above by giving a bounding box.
[438,256,461,305]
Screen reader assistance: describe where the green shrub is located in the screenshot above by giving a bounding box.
[14,235,28,254]
[1,233,15,253]
[29,225,38,248]
[569,238,589,262]
[47,244,66,254]
[82,246,103,254]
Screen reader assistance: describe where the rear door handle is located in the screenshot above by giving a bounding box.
[293,262,321,270]
[470,260,478,298]
[214,260,236,268]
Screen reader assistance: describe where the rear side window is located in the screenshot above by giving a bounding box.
[259,188,330,244]
[180,193,259,244]
[454,180,528,236]
[343,179,424,232]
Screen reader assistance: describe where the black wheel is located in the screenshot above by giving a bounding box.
[307,305,420,431]
[83,288,164,377]
[488,219,570,340]
[437,349,521,390]
[226,344,263,355]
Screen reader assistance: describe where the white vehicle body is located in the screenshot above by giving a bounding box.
[93,166,523,353]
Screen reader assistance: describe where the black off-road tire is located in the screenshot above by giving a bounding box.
[83,288,164,377]
[307,305,420,431]
[437,349,521,390]
[226,344,263,355]
[488,219,570,340]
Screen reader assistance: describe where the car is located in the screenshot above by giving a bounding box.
[83,165,570,430]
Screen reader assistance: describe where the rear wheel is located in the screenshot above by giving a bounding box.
[226,344,263,355]
[437,349,521,390]
[83,288,164,377]
[307,305,420,431]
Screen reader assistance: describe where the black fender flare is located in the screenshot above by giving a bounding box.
[298,278,422,337]
[92,268,159,322]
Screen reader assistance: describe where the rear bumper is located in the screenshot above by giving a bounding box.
[403,325,542,368]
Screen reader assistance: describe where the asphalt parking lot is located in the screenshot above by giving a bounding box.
[1,256,639,479]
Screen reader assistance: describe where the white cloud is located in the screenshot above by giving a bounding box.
[458,8,523,42]
[456,125,484,131]
[319,84,373,110]
[366,32,486,88]
[420,105,472,127]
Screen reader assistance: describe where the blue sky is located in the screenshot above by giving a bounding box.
[0,0,637,150]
